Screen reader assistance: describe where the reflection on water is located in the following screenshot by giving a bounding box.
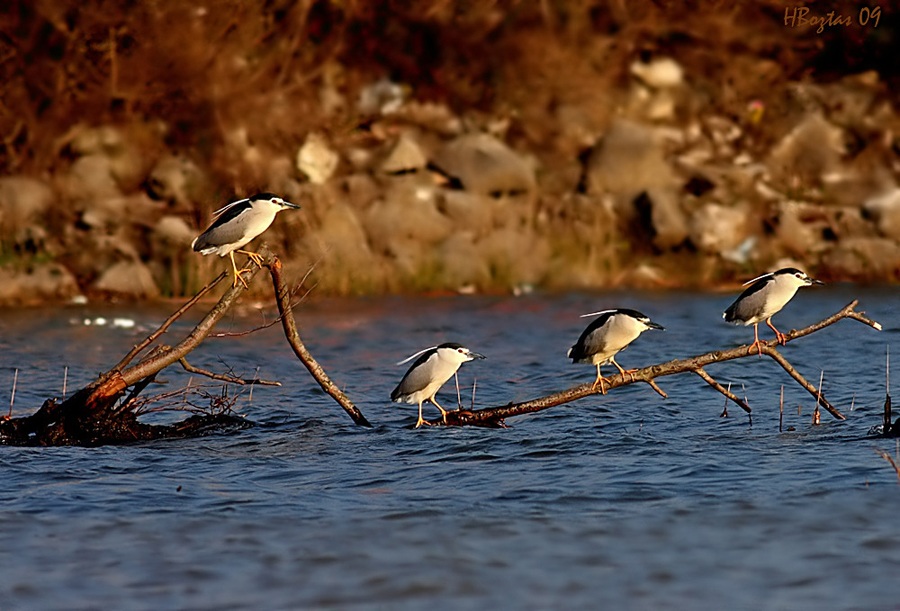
[1,286,899,609]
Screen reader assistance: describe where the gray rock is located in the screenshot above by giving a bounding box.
[379,133,428,174]
[153,215,196,249]
[584,119,679,212]
[863,188,900,240]
[65,125,156,192]
[342,173,381,211]
[80,193,164,231]
[437,191,495,236]
[364,183,452,255]
[0,263,81,305]
[644,187,689,249]
[821,237,900,279]
[437,232,491,289]
[317,203,376,270]
[689,203,749,254]
[93,260,160,298]
[774,201,828,257]
[65,154,121,201]
[477,228,549,285]
[432,133,536,195]
[147,155,208,206]
[0,176,54,245]
[768,114,844,186]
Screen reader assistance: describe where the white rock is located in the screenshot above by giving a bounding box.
[630,57,684,89]
[297,133,339,184]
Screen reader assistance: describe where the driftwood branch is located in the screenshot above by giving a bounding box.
[437,300,881,428]
[1,249,369,445]
[266,255,372,427]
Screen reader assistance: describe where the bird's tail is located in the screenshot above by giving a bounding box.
[723,304,737,323]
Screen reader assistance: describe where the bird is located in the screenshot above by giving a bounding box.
[568,308,665,394]
[391,343,486,428]
[192,192,301,288]
[723,267,824,355]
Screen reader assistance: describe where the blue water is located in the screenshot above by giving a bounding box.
[1,286,899,610]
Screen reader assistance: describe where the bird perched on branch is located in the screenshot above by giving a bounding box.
[723,267,823,355]
[391,343,486,428]
[568,309,665,394]
[192,192,301,288]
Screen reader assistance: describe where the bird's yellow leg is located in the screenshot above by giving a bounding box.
[431,397,449,424]
[229,251,251,289]
[415,401,432,428]
[766,317,787,345]
[590,364,609,394]
[747,322,763,356]
[610,357,638,382]
[236,249,266,269]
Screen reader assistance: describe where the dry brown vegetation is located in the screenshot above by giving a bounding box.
[3,0,893,184]
[1,1,898,300]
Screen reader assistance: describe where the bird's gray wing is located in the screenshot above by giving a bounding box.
[569,313,613,362]
[391,350,438,400]
[193,204,254,251]
[724,276,772,323]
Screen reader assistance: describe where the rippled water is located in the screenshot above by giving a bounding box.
[1,286,899,609]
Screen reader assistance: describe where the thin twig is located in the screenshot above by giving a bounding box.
[178,358,281,386]
[779,385,784,433]
[8,369,17,419]
[211,260,319,338]
[874,448,900,482]
[694,368,751,413]
[763,348,844,420]
[113,271,227,371]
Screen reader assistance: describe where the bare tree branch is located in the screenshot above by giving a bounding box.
[694,368,752,413]
[265,255,372,428]
[438,301,880,428]
[178,358,282,386]
[759,347,842,419]
[113,271,227,371]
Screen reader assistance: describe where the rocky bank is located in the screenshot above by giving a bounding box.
[1,4,898,304]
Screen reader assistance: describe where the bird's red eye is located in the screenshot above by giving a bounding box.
[458,348,464,353]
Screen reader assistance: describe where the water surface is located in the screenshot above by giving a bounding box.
[1,287,899,610]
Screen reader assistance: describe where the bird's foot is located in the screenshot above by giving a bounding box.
[415,418,434,428]
[590,377,609,394]
[613,364,638,382]
[232,268,252,289]
[747,340,763,356]
[775,331,788,345]
[237,249,266,269]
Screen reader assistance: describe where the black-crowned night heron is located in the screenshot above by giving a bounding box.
[391,343,486,428]
[568,308,665,394]
[192,192,300,288]
[723,267,823,355]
